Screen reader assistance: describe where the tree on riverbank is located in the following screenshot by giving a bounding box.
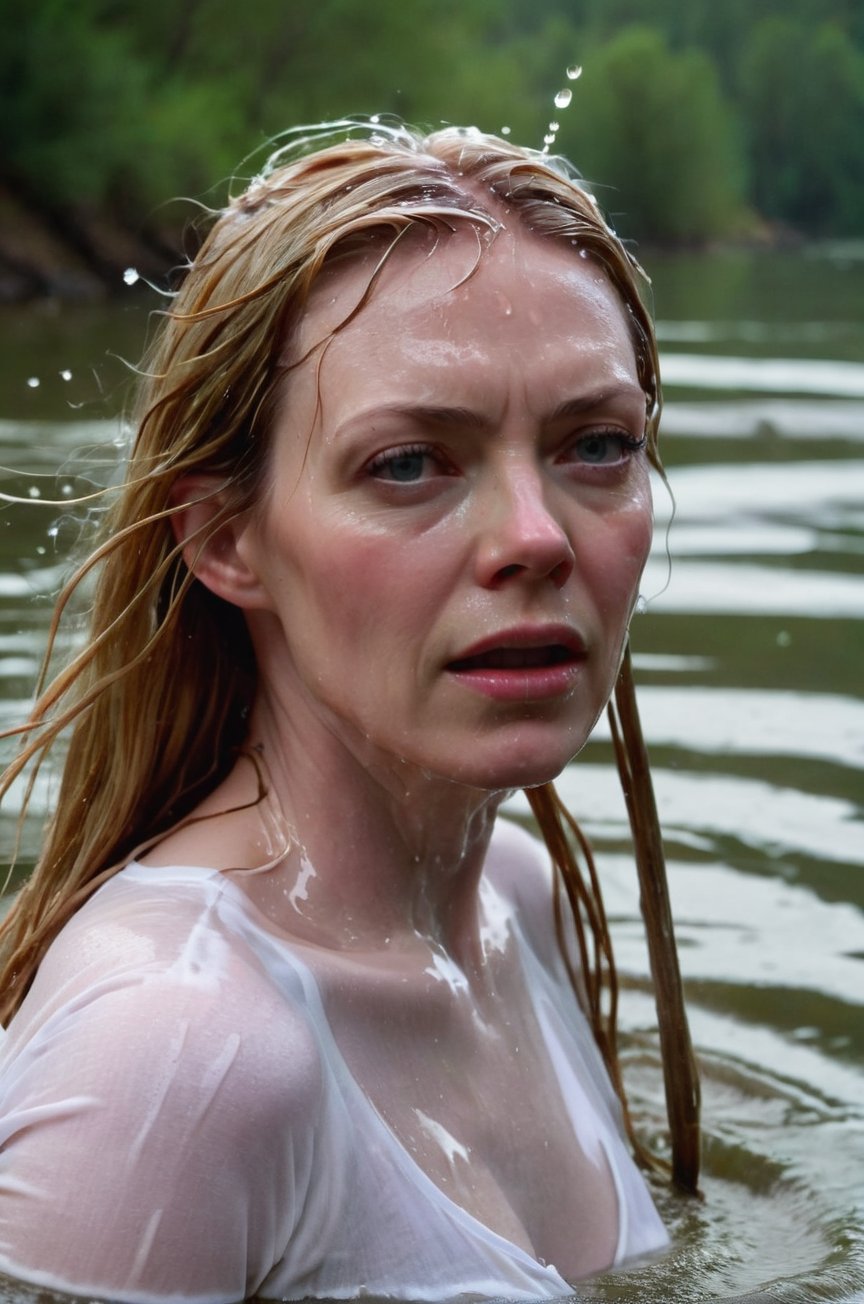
[1,0,862,298]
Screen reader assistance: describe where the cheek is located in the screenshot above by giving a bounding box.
[583,488,654,610]
[286,521,445,652]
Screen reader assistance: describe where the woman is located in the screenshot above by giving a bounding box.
[0,122,696,1302]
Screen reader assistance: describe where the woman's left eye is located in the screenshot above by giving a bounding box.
[366,445,445,483]
[564,430,647,466]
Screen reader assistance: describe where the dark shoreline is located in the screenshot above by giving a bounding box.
[0,188,806,306]
[0,187,187,304]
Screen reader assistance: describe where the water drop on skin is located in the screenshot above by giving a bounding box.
[566,64,583,80]
[554,88,572,109]
[123,267,139,286]
[26,377,40,389]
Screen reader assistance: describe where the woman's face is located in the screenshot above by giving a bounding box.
[235,225,653,791]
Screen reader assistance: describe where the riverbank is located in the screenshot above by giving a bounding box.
[0,188,802,304]
[0,188,183,302]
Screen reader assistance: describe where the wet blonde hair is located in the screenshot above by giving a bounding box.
[0,120,698,1188]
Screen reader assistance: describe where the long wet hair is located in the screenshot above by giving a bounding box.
[0,121,699,1189]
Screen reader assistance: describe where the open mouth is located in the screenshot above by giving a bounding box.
[447,644,578,672]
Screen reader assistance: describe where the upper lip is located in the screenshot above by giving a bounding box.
[446,624,586,670]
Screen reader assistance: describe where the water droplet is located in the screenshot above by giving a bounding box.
[369,114,380,124]
[554,88,572,109]
[36,546,45,556]
[776,629,791,647]
[61,484,73,497]
[28,486,41,499]
[26,377,40,389]
[500,125,511,136]
[47,525,58,539]
[541,145,550,155]
[578,247,590,259]
[123,267,140,286]
[566,64,583,81]
[634,594,648,615]
[59,369,72,382]
[549,121,560,133]
[543,133,556,146]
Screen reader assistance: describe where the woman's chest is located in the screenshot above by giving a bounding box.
[309,946,621,1277]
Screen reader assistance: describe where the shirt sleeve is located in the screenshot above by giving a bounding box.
[0,897,325,1304]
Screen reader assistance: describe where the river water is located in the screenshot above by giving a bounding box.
[0,247,862,1303]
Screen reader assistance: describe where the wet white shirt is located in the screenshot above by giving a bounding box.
[0,823,666,1302]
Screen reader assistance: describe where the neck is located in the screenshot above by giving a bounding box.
[235,698,507,968]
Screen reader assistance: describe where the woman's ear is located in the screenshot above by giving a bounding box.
[170,475,272,611]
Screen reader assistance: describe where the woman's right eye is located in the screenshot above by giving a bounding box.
[366,444,445,483]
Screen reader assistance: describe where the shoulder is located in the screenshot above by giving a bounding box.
[0,867,327,1295]
[4,865,324,1124]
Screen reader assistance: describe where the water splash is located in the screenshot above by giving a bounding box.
[413,1110,470,1167]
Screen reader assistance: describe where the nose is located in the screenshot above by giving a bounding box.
[474,459,575,590]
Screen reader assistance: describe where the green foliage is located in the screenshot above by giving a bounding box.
[739,17,864,234]
[0,0,150,207]
[0,0,862,247]
[561,27,745,242]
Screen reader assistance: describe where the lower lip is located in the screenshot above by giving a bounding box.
[446,660,584,702]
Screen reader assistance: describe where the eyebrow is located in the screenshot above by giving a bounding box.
[346,386,645,433]
[549,386,646,420]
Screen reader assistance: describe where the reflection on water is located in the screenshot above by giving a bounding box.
[1,251,863,1302]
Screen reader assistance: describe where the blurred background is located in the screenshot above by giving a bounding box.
[2,0,864,295]
[1,2,863,1302]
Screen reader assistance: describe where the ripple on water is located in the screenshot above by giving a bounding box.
[660,353,864,397]
[660,398,864,442]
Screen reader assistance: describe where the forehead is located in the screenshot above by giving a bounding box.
[297,224,633,351]
[280,225,641,425]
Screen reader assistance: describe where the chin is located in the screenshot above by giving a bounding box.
[443,737,586,794]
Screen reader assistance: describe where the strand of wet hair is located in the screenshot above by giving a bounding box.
[607,643,702,1194]
[526,781,662,1176]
